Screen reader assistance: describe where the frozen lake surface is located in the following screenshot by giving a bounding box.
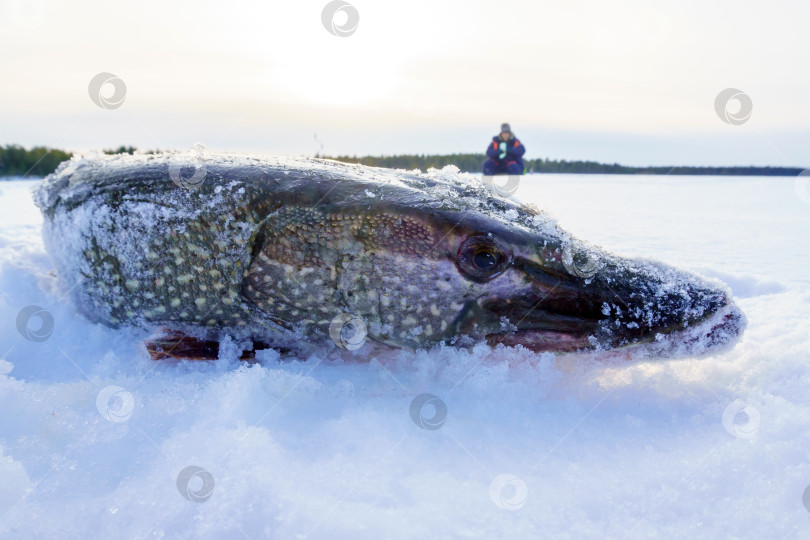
[1,173,809,539]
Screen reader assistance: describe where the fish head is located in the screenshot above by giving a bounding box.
[409,201,746,356]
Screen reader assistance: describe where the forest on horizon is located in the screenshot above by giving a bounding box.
[0,144,803,177]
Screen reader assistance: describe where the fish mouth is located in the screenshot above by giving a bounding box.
[477,251,747,357]
[486,328,593,352]
[485,301,745,356]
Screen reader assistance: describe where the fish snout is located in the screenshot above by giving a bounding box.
[587,257,746,353]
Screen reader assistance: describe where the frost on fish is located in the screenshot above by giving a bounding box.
[33,151,746,358]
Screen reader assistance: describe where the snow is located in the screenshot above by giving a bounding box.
[1,173,810,538]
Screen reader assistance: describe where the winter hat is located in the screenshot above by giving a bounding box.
[500,123,511,133]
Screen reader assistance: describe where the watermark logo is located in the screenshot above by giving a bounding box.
[88,72,127,110]
[561,244,603,279]
[321,0,359,37]
[96,385,135,422]
[481,175,521,197]
[714,88,752,125]
[169,143,208,190]
[802,485,810,513]
[722,399,760,439]
[409,393,447,430]
[16,305,54,342]
[176,466,215,502]
[794,169,810,205]
[329,313,367,350]
[489,474,528,511]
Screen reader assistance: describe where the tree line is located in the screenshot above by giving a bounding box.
[323,153,805,176]
[0,144,804,177]
[0,145,73,177]
[0,145,147,177]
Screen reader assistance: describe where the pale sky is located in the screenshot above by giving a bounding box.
[2,0,809,167]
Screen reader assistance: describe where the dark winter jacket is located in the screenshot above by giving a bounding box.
[485,135,525,168]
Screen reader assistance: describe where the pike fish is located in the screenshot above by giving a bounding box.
[34,152,745,359]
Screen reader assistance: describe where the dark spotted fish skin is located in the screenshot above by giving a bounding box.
[34,153,502,349]
[36,160,277,335]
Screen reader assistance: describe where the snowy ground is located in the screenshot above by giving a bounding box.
[1,173,810,539]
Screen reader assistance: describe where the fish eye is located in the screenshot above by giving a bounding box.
[473,250,497,270]
[456,236,511,282]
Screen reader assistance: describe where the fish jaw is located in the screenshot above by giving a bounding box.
[467,238,747,356]
[484,288,746,357]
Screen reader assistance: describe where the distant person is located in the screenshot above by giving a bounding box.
[483,123,525,176]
